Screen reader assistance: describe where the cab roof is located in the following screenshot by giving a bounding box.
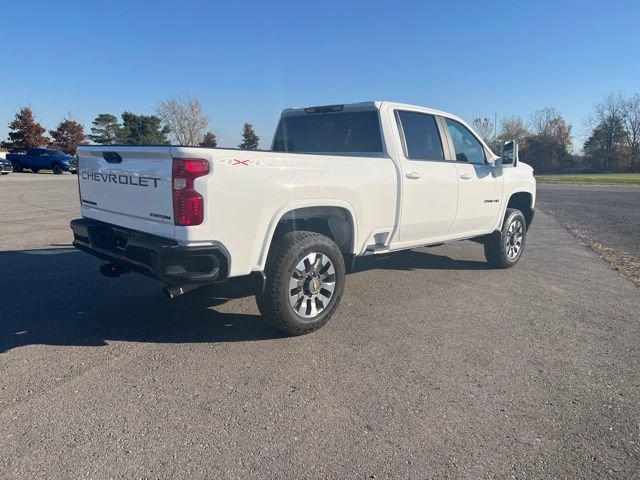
[281,101,465,124]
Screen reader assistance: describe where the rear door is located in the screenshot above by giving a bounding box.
[443,118,503,235]
[77,146,176,236]
[28,149,44,169]
[395,110,458,243]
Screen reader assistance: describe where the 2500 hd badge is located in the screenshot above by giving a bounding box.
[80,170,161,188]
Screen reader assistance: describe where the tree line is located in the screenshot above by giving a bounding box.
[3,92,639,172]
[473,91,640,173]
[0,97,260,154]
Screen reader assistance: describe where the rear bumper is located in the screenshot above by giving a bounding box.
[70,218,229,285]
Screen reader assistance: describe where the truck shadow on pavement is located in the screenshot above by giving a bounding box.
[353,247,490,273]
[0,247,488,352]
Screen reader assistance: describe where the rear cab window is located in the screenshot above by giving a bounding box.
[273,109,383,154]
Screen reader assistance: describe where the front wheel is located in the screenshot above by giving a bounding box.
[52,164,62,175]
[484,208,527,268]
[256,231,345,335]
[31,168,39,174]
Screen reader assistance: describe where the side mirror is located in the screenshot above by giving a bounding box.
[486,155,501,167]
[501,140,519,167]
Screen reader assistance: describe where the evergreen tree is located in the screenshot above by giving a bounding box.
[238,123,259,150]
[89,114,121,144]
[2,107,48,150]
[118,112,170,145]
[200,131,218,148]
[50,119,87,155]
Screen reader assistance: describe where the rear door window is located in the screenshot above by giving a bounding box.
[397,111,444,161]
[273,110,383,154]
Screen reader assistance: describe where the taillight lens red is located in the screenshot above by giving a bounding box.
[172,158,210,226]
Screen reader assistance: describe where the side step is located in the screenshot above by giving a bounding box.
[366,244,388,253]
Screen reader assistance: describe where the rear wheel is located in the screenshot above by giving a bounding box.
[52,164,62,175]
[484,208,527,268]
[256,231,345,335]
[12,163,23,173]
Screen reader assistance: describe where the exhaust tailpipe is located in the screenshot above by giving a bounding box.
[163,283,206,299]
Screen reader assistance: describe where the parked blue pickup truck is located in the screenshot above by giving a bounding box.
[7,148,73,174]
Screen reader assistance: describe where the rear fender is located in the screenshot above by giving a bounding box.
[254,199,358,271]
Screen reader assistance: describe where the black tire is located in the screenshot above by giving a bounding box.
[1,172,9,175]
[52,164,62,175]
[256,231,345,335]
[12,163,23,173]
[484,208,527,269]
[31,168,39,173]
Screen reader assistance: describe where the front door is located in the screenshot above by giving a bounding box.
[444,119,503,236]
[395,110,458,243]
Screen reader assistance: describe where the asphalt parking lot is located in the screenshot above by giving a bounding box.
[1,174,639,479]
[537,183,640,258]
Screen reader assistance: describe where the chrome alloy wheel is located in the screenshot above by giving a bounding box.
[506,219,524,259]
[288,252,336,319]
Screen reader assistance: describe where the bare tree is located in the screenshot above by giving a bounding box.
[623,93,640,170]
[496,116,529,151]
[524,107,573,172]
[156,97,209,146]
[594,92,627,170]
[530,107,564,137]
[472,117,495,144]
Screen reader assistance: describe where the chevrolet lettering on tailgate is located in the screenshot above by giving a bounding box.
[80,170,161,188]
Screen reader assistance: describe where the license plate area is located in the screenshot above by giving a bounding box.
[110,228,130,251]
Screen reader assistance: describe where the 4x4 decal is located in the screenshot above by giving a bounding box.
[218,158,264,167]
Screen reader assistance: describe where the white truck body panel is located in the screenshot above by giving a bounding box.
[77,101,536,279]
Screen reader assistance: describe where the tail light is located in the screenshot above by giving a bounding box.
[172,158,210,226]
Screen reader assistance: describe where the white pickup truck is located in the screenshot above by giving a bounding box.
[71,101,535,335]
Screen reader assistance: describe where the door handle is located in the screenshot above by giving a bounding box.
[405,171,421,179]
[459,173,472,180]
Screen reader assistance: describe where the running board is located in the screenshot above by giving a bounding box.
[366,244,388,253]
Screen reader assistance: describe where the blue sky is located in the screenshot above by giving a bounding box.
[1,0,638,149]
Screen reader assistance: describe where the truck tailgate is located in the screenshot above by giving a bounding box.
[77,146,175,237]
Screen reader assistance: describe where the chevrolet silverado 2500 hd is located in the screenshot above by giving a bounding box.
[71,101,536,335]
